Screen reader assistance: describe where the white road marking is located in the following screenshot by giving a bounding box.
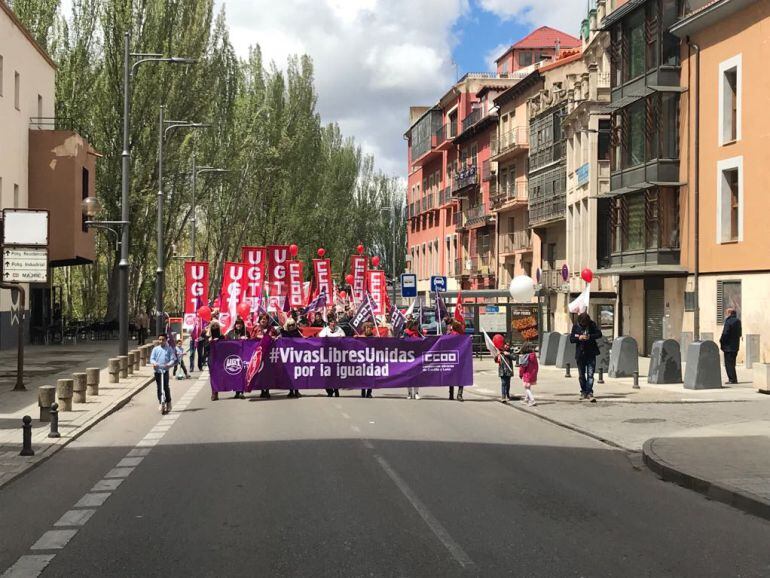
[54,509,96,527]
[136,439,159,448]
[92,479,123,492]
[30,530,78,551]
[117,457,144,468]
[1,555,55,577]
[127,448,152,457]
[362,439,375,450]
[141,432,165,440]
[374,455,475,569]
[104,467,135,478]
[73,493,111,508]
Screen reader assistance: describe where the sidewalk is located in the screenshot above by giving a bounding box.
[0,341,155,488]
[470,356,770,519]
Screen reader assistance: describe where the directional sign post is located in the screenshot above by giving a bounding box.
[3,248,48,283]
[400,273,417,298]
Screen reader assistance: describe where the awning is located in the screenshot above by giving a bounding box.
[595,87,655,114]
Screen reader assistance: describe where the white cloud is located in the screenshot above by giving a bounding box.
[218,0,470,177]
[478,0,586,36]
[484,42,509,72]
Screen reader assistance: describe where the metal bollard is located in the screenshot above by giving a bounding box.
[598,367,605,384]
[49,403,61,438]
[20,416,34,456]
[565,363,571,378]
[633,371,640,389]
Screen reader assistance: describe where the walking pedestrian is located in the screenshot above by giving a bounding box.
[404,319,421,399]
[136,311,149,345]
[226,318,248,399]
[150,334,175,414]
[250,313,277,399]
[496,341,514,402]
[448,320,465,401]
[518,343,538,406]
[569,312,602,402]
[320,316,345,397]
[720,307,742,384]
[173,335,190,380]
[282,318,303,398]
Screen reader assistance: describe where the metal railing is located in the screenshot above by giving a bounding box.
[540,268,563,290]
[461,108,482,133]
[529,196,566,226]
[481,160,494,182]
[439,186,453,206]
[490,181,528,208]
[451,165,478,193]
[597,72,611,88]
[492,126,529,157]
[499,230,532,253]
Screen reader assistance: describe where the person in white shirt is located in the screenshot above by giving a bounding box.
[319,317,344,396]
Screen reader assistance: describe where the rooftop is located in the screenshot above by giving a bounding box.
[496,26,581,63]
[0,1,57,70]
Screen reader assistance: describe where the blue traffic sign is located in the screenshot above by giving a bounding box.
[401,273,417,298]
[430,275,447,292]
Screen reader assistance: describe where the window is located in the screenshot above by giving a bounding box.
[519,51,533,67]
[14,71,20,110]
[626,100,645,167]
[598,119,611,160]
[82,167,90,232]
[624,193,645,251]
[716,280,741,324]
[717,157,743,243]
[625,10,646,81]
[661,93,679,158]
[719,55,741,145]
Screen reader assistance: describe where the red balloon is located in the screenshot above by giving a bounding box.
[345,274,354,285]
[236,302,251,320]
[339,291,347,300]
[371,256,381,267]
[317,247,326,258]
[356,244,364,255]
[492,334,505,350]
[197,305,212,322]
[581,268,594,283]
[289,244,299,257]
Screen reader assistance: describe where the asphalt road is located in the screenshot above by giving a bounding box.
[2,376,770,577]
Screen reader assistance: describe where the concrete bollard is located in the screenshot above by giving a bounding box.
[20,416,34,457]
[108,358,121,383]
[126,352,135,376]
[56,379,74,411]
[49,403,61,438]
[540,332,561,366]
[648,339,682,384]
[72,372,87,404]
[608,335,639,378]
[86,367,100,396]
[746,334,760,370]
[118,355,129,379]
[555,334,577,369]
[753,363,770,394]
[684,341,723,390]
[38,385,56,422]
[131,350,140,371]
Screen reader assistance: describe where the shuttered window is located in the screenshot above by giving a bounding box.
[716,280,741,324]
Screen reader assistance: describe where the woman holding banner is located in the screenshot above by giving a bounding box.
[226,318,249,399]
[358,322,376,398]
[282,319,303,398]
[448,320,465,402]
[250,313,278,399]
[404,319,421,400]
[319,317,344,397]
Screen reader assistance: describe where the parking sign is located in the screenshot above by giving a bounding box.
[430,276,447,292]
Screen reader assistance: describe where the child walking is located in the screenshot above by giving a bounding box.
[518,343,538,406]
[496,342,514,402]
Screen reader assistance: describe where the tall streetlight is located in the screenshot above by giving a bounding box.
[156,105,209,334]
[380,205,399,307]
[190,156,229,260]
[120,31,195,355]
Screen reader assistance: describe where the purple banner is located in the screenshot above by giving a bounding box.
[209,335,474,392]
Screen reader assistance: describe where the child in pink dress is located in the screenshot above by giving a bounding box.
[518,343,539,406]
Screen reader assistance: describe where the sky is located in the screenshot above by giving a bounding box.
[59,0,587,177]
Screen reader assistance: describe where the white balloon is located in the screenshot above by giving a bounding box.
[509,275,535,302]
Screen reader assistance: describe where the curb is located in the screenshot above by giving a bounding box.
[642,438,770,521]
[0,372,155,491]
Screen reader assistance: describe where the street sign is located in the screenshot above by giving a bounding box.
[2,209,49,247]
[2,247,48,283]
[561,264,570,282]
[400,273,417,298]
[430,275,447,292]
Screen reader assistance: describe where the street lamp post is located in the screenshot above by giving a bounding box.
[155,106,209,334]
[190,158,229,260]
[380,206,398,307]
[120,30,194,355]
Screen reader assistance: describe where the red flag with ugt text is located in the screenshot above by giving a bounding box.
[312,259,334,304]
[288,261,305,308]
[241,246,266,313]
[366,269,387,315]
[454,291,465,327]
[350,255,367,304]
[219,261,246,335]
[267,245,290,311]
[184,261,209,329]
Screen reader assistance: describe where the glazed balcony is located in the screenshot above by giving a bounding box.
[491,126,529,162]
[499,230,532,255]
[490,181,528,210]
[451,164,478,196]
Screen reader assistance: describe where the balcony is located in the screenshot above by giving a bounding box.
[540,268,564,291]
[438,186,455,207]
[468,252,495,276]
[410,109,444,167]
[529,195,566,227]
[490,181,528,210]
[454,258,470,277]
[491,126,529,162]
[451,165,478,195]
[499,230,532,255]
[421,192,436,212]
[461,203,493,230]
[461,108,482,133]
[481,160,494,182]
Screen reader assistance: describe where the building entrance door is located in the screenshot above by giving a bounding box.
[644,278,664,355]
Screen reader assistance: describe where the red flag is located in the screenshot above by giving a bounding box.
[287,261,305,308]
[267,245,290,310]
[312,259,334,304]
[183,261,208,329]
[366,270,387,315]
[350,255,367,303]
[454,291,465,327]
[220,261,246,335]
[242,246,266,313]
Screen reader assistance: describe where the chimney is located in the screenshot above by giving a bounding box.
[555,38,561,57]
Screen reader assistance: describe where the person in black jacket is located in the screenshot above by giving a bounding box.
[719,308,742,384]
[282,319,303,398]
[569,312,602,402]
